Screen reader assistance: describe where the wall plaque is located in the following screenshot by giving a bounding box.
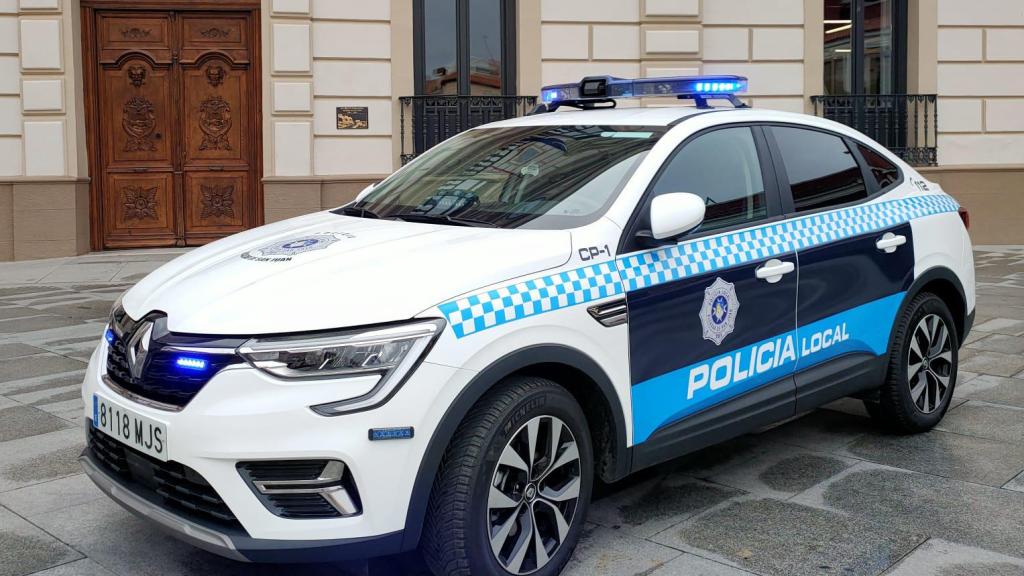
[336,107,369,130]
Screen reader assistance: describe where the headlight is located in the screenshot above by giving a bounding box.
[237,319,445,415]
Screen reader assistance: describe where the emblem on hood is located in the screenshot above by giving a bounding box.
[700,277,739,346]
[241,232,354,262]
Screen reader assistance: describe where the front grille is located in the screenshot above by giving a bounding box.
[87,425,241,529]
[105,310,245,409]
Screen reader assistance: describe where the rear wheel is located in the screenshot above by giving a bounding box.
[422,376,593,576]
[865,292,959,433]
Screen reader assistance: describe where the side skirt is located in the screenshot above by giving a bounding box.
[794,352,888,413]
[630,376,795,473]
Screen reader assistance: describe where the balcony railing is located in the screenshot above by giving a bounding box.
[810,94,938,166]
[399,95,537,164]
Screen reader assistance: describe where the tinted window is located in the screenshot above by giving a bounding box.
[773,126,868,212]
[857,143,900,189]
[650,127,767,232]
[346,125,664,230]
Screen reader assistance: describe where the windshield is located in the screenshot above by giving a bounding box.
[337,125,666,229]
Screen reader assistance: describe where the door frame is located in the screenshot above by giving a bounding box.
[81,0,264,251]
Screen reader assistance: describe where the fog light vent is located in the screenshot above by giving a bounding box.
[237,460,362,519]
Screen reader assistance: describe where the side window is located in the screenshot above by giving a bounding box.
[650,127,767,232]
[772,126,868,212]
[857,143,901,190]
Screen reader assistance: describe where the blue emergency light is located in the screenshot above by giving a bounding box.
[536,75,749,112]
[174,355,208,371]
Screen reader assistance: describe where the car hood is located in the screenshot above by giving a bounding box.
[122,212,571,335]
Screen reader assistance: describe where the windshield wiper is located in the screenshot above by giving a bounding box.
[336,205,381,219]
[391,213,497,228]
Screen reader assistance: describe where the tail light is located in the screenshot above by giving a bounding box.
[957,207,970,230]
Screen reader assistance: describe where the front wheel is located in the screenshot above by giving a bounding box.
[422,376,593,576]
[865,292,959,433]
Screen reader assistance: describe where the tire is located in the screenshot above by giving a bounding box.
[865,292,959,433]
[422,376,593,576]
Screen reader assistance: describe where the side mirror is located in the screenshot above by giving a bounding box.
[354,183,376,203]
[649,192,706,240]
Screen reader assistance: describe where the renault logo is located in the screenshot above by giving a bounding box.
[126,321,154,380]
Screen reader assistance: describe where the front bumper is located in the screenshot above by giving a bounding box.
[80,449,403,563]
[80,340,476,558]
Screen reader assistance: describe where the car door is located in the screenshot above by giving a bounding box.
[621,125,798,469]
[765,125,915,411]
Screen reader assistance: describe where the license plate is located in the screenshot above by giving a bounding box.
[92,393,168,461]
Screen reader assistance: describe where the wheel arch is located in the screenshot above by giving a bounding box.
[894,267,969,348]
[400,344,630,551]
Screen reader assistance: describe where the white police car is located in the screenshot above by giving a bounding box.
[81,75,974,576]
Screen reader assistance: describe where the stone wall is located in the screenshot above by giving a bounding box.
[936,0,1024,166]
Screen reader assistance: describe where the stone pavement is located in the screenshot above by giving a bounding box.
[1,247,1024,576]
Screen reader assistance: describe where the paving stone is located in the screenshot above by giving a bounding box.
[668,436,772,480]
[30,498,366,576]
[562,525,681,576]
[0,315,83,335]
[883,538,1024,576]
[757,409,872,453]
[0,286,68,299]
[0,406,72,442]
[34,300,115,321]
[708,443,856,498]
[0,343,46,360]
[0,354,85,384]
[38,263,125,284]
[0,506,82,576]
[0,372,87,397]
[938,401,1024,444]
[954,374,1024,408]
[967,333,1024,355]
[1004,470,1024,493]
[0,474,104,519]
[652,498,923,576]
[587,474,745,538]
[649,553,756,576]
[796,464,1024,558]
[842,428,1024,487]
[0,429,85,492]
[26,559,118,576]
[0,307,45,320]
[972,318,1024,337]
[959,350,1024,377]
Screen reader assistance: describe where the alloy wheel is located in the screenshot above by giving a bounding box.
[487,415,582,574]
[907,313,953,414]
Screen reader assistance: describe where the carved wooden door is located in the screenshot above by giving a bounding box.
[94,10,258,248]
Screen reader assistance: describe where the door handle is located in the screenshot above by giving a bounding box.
[876,232,907,253]
[755,259,795,283]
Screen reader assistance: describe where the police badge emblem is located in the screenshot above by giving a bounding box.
[241,232,353,262]
[700,277,739,345]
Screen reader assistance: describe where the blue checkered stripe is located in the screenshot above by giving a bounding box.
[440,194,959,338]
[439,260,623,338]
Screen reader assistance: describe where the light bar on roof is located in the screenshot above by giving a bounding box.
[540,75,748,105]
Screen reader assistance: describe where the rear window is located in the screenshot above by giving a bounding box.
[857,143,901,189]
[772,126,868,212]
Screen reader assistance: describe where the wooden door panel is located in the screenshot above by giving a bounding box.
[182,59,248,166]
[184,172,248,235]
[97,13,172,63]
[180,15,249,63]
[101,58,174,168]
[105,173,176,237]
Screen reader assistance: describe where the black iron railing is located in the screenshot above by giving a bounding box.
[810,94,938,166]
[399,95,537,164]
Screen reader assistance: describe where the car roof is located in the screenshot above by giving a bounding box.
[481,105,712,128]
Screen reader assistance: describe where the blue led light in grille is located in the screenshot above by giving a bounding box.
[175,356,208,371]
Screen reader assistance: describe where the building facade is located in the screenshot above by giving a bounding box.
[0,0,1021,261]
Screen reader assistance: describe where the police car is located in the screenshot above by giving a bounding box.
[81,75,974,576]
